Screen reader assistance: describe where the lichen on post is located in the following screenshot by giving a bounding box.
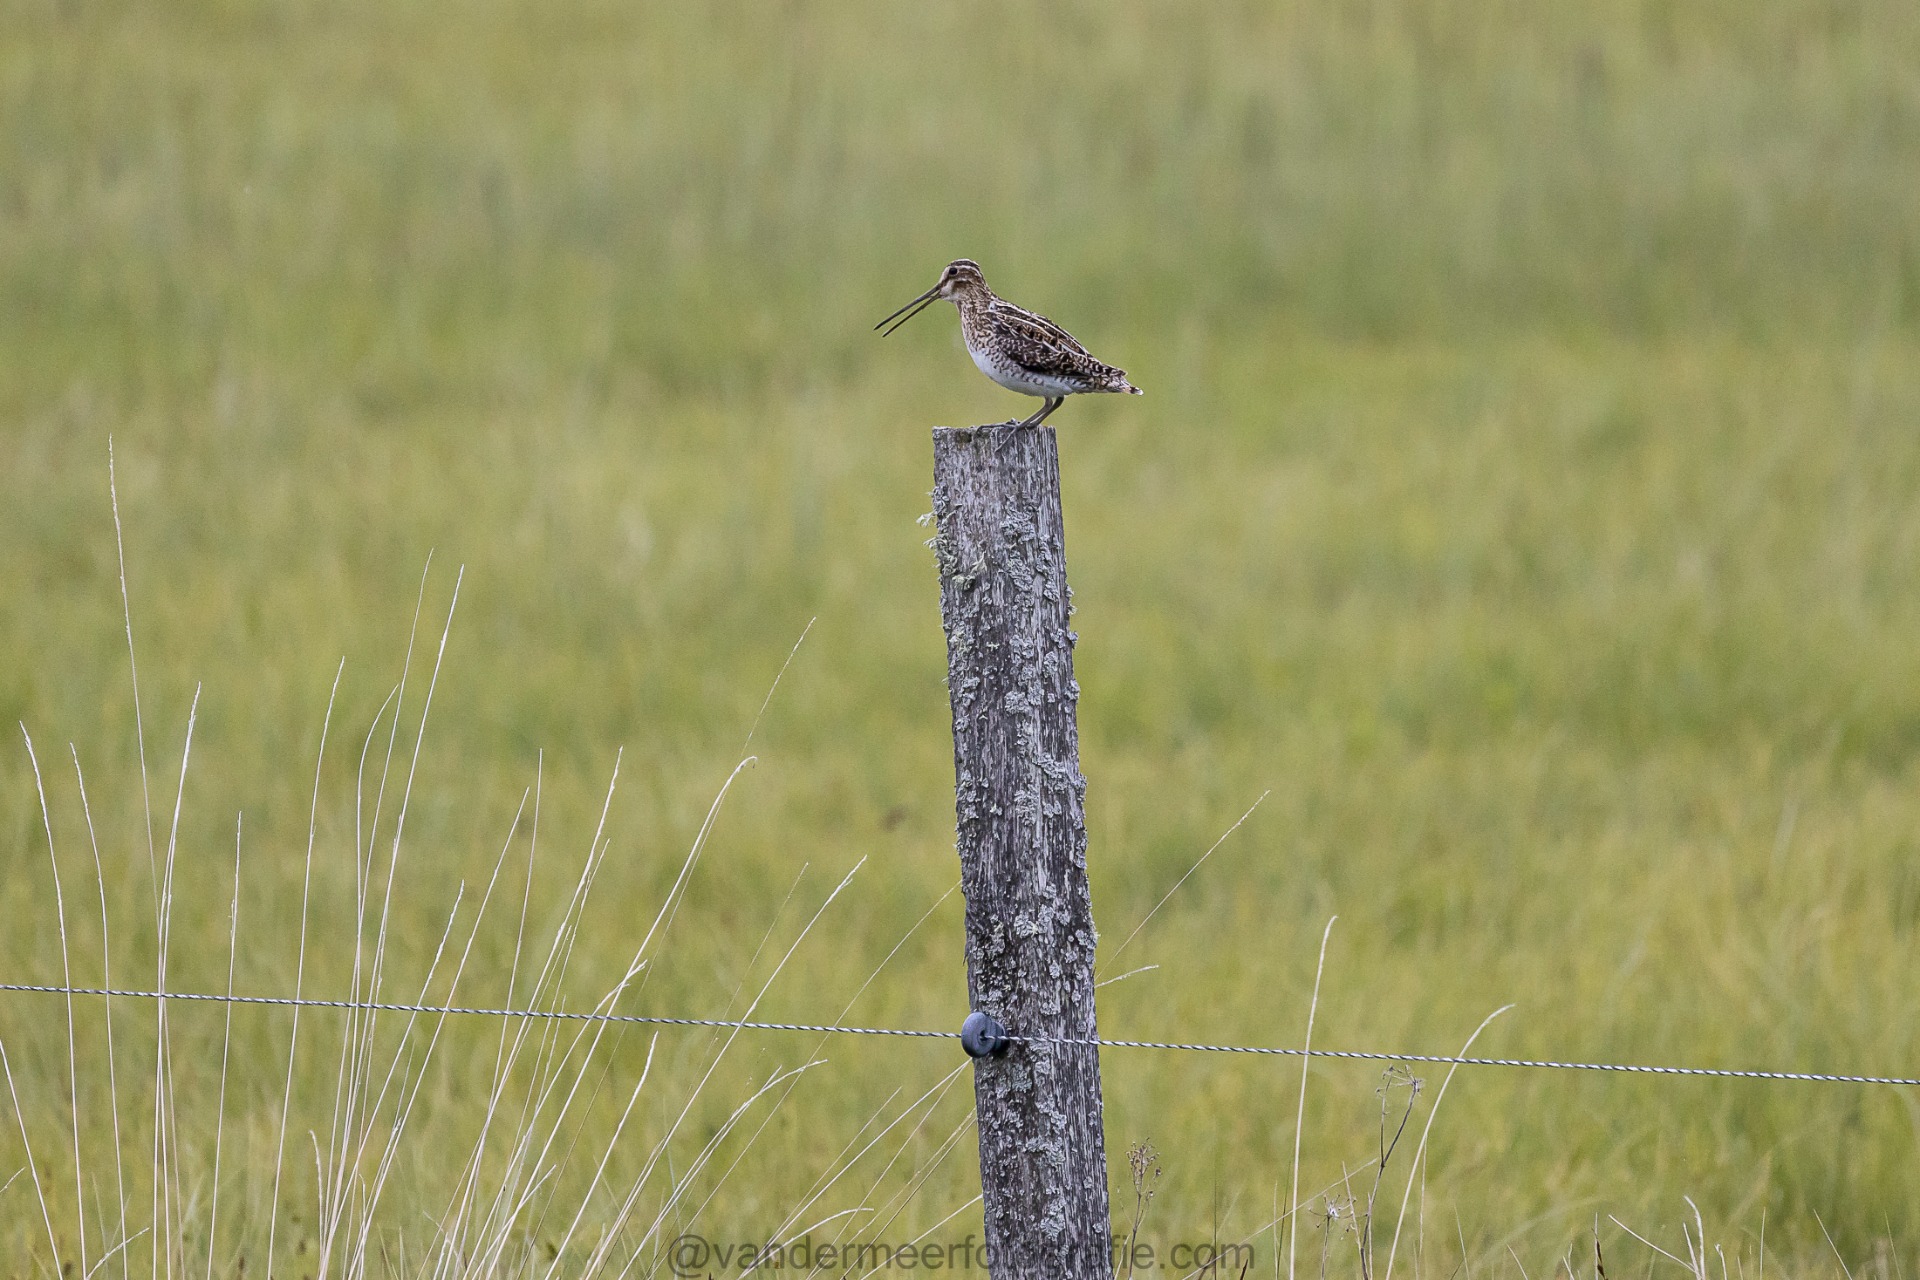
[932,422,1112,1280]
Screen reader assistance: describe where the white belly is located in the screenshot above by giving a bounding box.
[970,345,1076,398]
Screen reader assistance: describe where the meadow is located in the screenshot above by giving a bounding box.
[5,0,1920,1272]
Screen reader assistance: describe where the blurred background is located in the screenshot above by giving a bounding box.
[5,0,1920,1270]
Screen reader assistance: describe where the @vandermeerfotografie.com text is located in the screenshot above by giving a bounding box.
[665,1232,1255,1275]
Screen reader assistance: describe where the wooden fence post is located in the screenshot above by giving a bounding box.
[931,422,1112,1280]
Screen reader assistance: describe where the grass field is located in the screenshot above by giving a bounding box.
[6,0,1920,1272]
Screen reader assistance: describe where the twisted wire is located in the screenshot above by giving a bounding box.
[2,981,1914,1087]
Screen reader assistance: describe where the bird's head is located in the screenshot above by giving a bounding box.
[876,259,991,335]
[934,259,989,301]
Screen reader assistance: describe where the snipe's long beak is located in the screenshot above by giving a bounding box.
[875,286,941,336]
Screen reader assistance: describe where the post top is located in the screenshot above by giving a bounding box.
[932,422,1057,443]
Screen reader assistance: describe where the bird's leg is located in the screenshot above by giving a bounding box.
[1017,397,1063,428]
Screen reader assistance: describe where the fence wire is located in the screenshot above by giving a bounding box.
[2,981,1915,1088]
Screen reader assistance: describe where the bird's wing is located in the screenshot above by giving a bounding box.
[988,301,1092,370]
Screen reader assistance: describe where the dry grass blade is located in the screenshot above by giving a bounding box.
[107,438,156,941]
[21,728,90,1279]
[742,616,816,751]
[1606,1216,1695,1273]
[1289,917,1338,1280]
[71,748,132,1280]
[1382,1005,1513,1280]
[1811,1210,1853,1280]
[150,684,201,1280]
[202,815,243,1280]
[0,1035,61,1266]
[267,656,343,1268]
[1102,790,1269,974]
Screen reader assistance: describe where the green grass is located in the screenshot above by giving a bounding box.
[5,0,1920,1272]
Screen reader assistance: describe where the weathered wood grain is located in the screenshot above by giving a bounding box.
[931,422,1111,1280]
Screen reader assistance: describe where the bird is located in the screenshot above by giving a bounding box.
[875,259,1142,428]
